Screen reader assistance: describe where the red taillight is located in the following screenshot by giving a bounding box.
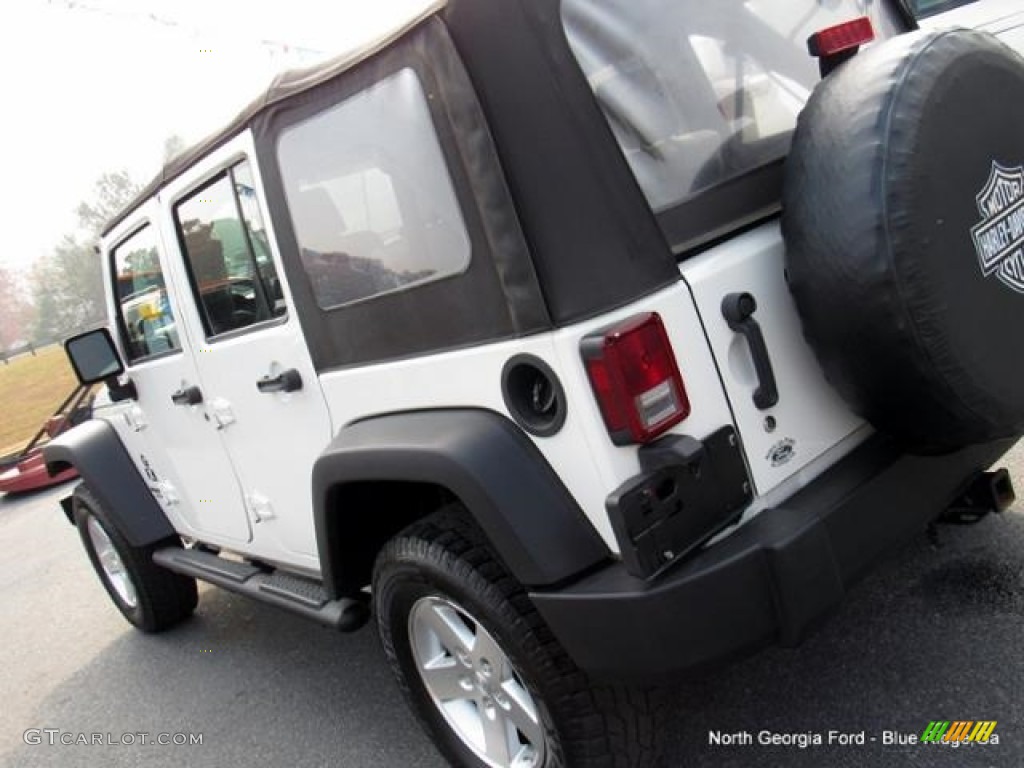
[807,16,874,58]
[581,312,690,445]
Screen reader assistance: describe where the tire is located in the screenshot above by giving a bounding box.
[782,28,1024,452]
[373,508,661,768]
[74,484,197,632]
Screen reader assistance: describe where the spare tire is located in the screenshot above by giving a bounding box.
[783,28,1024,453]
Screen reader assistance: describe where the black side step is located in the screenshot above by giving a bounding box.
[152,547,369,631]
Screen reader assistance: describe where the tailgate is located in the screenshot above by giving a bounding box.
[680,221,864,496]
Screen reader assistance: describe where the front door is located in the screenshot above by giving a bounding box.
[159,137,333,565]
[105,203,252,544]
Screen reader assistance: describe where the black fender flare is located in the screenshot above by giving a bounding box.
[43,419,175,547]
[313,409,610,596]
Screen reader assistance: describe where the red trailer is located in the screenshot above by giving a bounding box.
[0,385,93,494]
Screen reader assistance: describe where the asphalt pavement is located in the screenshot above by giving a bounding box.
[2,444,1023,768]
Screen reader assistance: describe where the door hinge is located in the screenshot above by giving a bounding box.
[246,492,275,524]
[210,397,236,430]
[152,481,180,507]
[123,405,148,432]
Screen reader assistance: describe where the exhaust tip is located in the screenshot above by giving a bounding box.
[990,467,1016,513]
[942,468,1016,525]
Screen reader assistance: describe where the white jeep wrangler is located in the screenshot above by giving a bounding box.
[47,1,1024,766]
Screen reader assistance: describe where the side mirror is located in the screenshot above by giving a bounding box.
[65,328,136,401]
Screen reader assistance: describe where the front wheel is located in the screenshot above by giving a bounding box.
[373,508,661,768]
[74,484,197,632]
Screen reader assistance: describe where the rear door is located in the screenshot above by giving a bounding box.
[160,135,333,563]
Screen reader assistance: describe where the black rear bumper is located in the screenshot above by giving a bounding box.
[530,435,1016,682]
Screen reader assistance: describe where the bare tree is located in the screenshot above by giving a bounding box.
[74,170,141,237]
[0,265,32,350]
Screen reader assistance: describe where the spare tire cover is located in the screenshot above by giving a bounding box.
[783,28,1024,453]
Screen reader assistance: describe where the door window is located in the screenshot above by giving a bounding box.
[174,160,286,338]
[111,224,181,362]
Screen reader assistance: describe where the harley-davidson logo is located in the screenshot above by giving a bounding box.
[971,161,1024,294]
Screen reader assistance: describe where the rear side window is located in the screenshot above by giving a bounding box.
[562,1,899,215]
[174,159,286,338]
[111,224,180,362]
[277,67,471,310]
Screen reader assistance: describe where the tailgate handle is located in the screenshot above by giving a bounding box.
[721,292,779,410]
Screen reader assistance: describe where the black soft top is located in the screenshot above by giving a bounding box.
[102,1,443,238]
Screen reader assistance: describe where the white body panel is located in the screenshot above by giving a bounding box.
[680,222,865,495]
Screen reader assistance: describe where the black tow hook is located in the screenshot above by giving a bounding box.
[940,468,1016,525]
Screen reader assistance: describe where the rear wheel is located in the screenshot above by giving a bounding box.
[74,484,197,632]
[373,508,661,768]
[408,593,550,766]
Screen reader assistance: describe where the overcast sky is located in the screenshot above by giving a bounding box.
[0,0,431,273]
